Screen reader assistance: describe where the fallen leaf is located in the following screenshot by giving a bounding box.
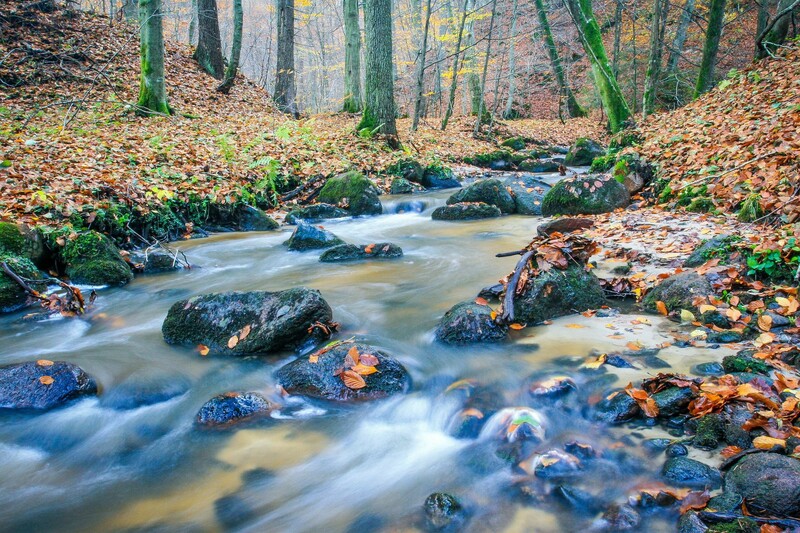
[360,353,379,366]
[364,243,375,254]
[679,490,711,514]
[698,304,717,314]
[227,335,239,349]
[198,344,210,356]
[239,324,252,340]
[475,297,489,306]
[626,341,642,351]
[726,308,742,322]
[351,363,377,375]
[757,314,773,332]
[39,376,54,385]
[341,370,366,389]
[308,354,319,363]
[36,359,54,367]
[656,301,668,315]
[565,323,587,329]
[345,346,360,367]
[680,309,696,323]
[509,323,525,330]
[752,436,786,450]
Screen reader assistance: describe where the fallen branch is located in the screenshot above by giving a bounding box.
[698,511,800,529]
[501,250,534,322]
[1,261,41,297]
[495,249,526,258]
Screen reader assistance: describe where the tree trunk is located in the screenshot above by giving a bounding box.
[411,0,433,130]
[343,0,363,112]
[693,0,727,97]
[441,0,469,130]
[564,0,631,131]
[503,0,519,119]
[536,0,586,118]
[357,0,399,145]
[756,0,799,58]
[188,0,197,44]
[217,0,242,93]
[643,0,668,117]
[666,0,696,75]
[194,0,225,79]
[612,0,623,76]
[137,0,171,115]
[473,0,498,134]
[755,0,773,58]
[275,0,299,116]
[464,0,482,116]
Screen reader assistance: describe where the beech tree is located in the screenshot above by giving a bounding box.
[217,0,243,93]
[342,0,362,112]
[275,0,298,115]
[137,0,171,115]
[642,0,668,117]
[357,0,399,146]
[411,0,433,130]
[755,0,800,59]
[694,0,726,97]
[564,0,629,130]
[194,0,225,79]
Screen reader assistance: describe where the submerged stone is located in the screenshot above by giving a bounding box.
[435,301,508,344]
[423,493,466,531]
[285,203,350,224]
[196,392,272,427]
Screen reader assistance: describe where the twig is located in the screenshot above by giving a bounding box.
[501,250,534,322]
[1,261,42,297]
[698,511,800,529]
[495,249,526,258]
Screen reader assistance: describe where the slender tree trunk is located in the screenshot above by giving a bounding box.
[343,0,363,112]
[756,0,799,58]
[536,0,586,117]
[504,0,519,118]
[137,0,171,115]
[473,0,498,134]
[666,0,696,75]
[755,0,773,58]
[275,0,299,115]
[464,0,482,116]
[412,0,433,130]
[217,0,242,93]
[564,0,631,131]
[441,0,469,130]
[643,0,668,117]
[188,0,197,44]
[612,0,623,76]
[194,0,225,79]
[694,0,727,97]
[357,0,399,145]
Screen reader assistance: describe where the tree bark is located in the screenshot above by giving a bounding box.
[755,0,773,58]
[275,0,299,116]
[693,0,727,97]
[536,0,586,118]
[564,0,631,131]
[194,0,225,79]
[357,0,399,145]
[343,0,363,112]
[188,0,197,44]
[612,0,623,76]
[464,0,482,116]
[122,0,137,20]
[411,0,433,130]
[666,0,696,76]
[441,0,469,130]
[756,0,800,58]
[473,0,498,134]
[503,0,519,119]
[643,0,669,117]
[217,0,242,93]
[137,0,171,115]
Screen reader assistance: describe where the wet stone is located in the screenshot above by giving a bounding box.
[665,443,689,457]
[724,452,800,518]
[283,223,345,251]
[652,386,695,418]
[435,302,508,345]
[319,243,403,263]
[431,202,502,221]
[592,390,640,424]
[692,362,724,376]
[195,392,272,427]
[693,414,725,449]
[0,360,98,410]
[597,504,640,531]
[423,493,466,531]
[662,457,722,489]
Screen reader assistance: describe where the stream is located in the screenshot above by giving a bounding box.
[0,176,735,532]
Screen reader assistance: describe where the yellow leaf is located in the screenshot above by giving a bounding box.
[565,324,587,329]
[755,332,775,347]
[690,329,708,339]
[582,353,607,369]
[36,359,54,367]
[341,370,366,389]
[698,304,717,314]
[308,354,319,364]
[752,436,785,450]
[197,344,210,356]
[775,297,791,307]
[227,335,239,349]
[680,309,696,323]
[351,363,377,375]
[239,324,252,340]
[656,301,669,316]
[726,308,742,322]
[39,376,54,385]
[490,311,498,320]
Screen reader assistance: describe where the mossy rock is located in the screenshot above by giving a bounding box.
[432,203,502,221]
[318,171,382,216]
[0,252,45,312]
[500,136,526,151]
[285,203,350,224]
[684,235,740,267]
[385,158,424,183]
[463,150,513,170]
[540,175,630,216]
[518,159,560,173]
[609,130,642,151]
[435,301,508,344]
[642,272,714,313]
[504,176,551,216]
[0,222,45,266]
[513,264,607,325]
[589,154,616,173]
[564,138,605,166]
[283,223,345,251]
[59,231,133,286]
[389,178,425,195]
[319,243,403,262]
[422,165,461,189]
[724,453,800,518]
[446,179,516,214]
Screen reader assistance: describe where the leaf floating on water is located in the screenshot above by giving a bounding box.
[680,309,696,323]
[565,323,587,329]
[461,408,484,419]
[679,490,711,514]
[359,353,379,366]
[656,301,668,316]
[239,324,252,340]
[227,335,239,349]
[626,341,643,351]
[509,323,525,330]
[36,359,54,367]
[474,297,489,306]
[197,344,210,356]
[341,370,366,389]
[39,376,54,386]
[582,353,607,369]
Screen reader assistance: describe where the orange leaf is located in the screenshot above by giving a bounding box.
[351,363,377,375]
[36,359,54,367]
[239,324,252,340]
[679,490,711,514]
[626,341,642,351]
[227,335,239,349]
[752,436,786,450]
[360,353,379,366]
[308,354,319,364]
[346,346,360,367]
[341,370,366,389]
[726,308,742,322]
[364,243,375,254]
[720,445,742,458]
[475,297,489,306]
[39,376,54,385]
[757,314,772,332]
[509,323,525,330]
[197,344,210,356]
[656,301,668,316]
[565,323,587,329]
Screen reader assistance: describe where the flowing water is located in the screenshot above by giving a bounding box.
[0,182,734,532]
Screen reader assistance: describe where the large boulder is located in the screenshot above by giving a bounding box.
[500,136,526,151]
[422,165,461,189]
[276,341,411,402]
[540,175,630,216]
[446,179,516,214]
[205,203,279,231]
[513,264,606,325]
[285,203,350,224]
[0,252,45,312]
[504,176,552,216]
[0,360,98,410]
[435,302,508,344]
[162,288,333,356]
[0,222,46,266]
[564,138,605,166]
[196,392,273,427]
[319,243,403,263]
[283,223,345,251]
[57,230,133,286]
[431,203,502,221]
[642,272,714,313]
[724,452,800,518]
[317,171,382,216]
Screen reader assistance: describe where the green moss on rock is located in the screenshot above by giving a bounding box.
[59,231,133,286]
[500,136,526,151]
[318,171,382,216]
[513,264,607,324]
[642,272,713,313]
[0,223,45,265]
[0,252,44,312]
[385,158,424,183]
[564,138,605,166]
[446,179,516,214]
[540,175,630,216]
